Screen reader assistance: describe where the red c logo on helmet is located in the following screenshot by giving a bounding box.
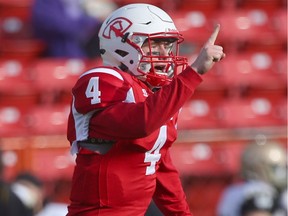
[102,17,132,39]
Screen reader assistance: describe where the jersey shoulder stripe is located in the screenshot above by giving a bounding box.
[80,67,124,81]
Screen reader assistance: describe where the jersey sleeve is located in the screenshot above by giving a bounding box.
[89,66,202,139]
[153,149,192,216]
[67,67,133,145]
[72,67,132,114]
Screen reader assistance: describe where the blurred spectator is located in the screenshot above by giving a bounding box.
[0,147,15,216]
[36,178,71,216]
[10,172,44,216]
[0,147,27,216]
[0,146,43,216]
[240,192,278,216]
[31,0,116,58]
[217,141,287,216]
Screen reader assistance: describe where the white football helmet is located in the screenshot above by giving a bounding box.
[98,3,187,88]
[241,141,287,190]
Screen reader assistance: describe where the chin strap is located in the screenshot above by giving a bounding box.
[145,73,171,88]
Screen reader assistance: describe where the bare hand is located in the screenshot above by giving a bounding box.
[191,24,225,75]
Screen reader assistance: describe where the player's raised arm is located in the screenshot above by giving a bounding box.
[207,23,220,45]
[191,24,226,75]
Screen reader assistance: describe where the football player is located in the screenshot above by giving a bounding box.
[67,3,225,216]
[217,141,287,216]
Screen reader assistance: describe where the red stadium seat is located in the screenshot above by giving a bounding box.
[27,104,70,135]
[31,58,98,91]
[0,15,33,39]
[275,97,288,125]
[184,177,232,216]
[0,12,46,60]
[0,39,46,61]
[0,59,32,92]
[0,58,38,107]
[0,135,74,181]
[171,11,214,46]
[0,11,46,60]
[27,146,75,181]
[170,141,246,176]
[0,2,33,17]
[221,51,287,93]
[272,51,287,82]
[30,58,99,104]
[273,9,287,45]
[237,0,284,10]
[177,97,223,130]
[0,0,34,40]
[113,0,163,8]
[0,148,25,181]
[31,58,86,91]
[215,9,284,51]
[190,57,228,94]
[0,105,30,137]
[176,0,222,13]
[219,96,286,128]
[0,2,46,60]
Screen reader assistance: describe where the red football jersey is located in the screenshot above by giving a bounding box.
[67,66,202,216]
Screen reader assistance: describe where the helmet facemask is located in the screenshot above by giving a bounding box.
[131,33,188,88]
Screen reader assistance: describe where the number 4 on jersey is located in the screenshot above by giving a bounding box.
[86,77,101,104]
[144,126,167,175]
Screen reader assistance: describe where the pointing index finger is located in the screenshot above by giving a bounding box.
[207,24,220,45]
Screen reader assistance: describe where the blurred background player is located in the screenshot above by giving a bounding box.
[0,147,44,216]
[217,141,287,216]
[36,177,71,216]
[10,172,44,216]
[0,170,43,215]
[240,192,278,216]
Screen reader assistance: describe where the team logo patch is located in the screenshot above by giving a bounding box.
[102,17,132,39]
[142,89,148,97]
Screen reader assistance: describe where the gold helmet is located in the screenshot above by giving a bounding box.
[241,141,287,190]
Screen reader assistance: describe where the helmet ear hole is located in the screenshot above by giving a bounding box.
[100,49,106,54]
[119,63,128,71]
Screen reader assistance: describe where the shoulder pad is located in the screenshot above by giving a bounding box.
[72,67,132,113]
